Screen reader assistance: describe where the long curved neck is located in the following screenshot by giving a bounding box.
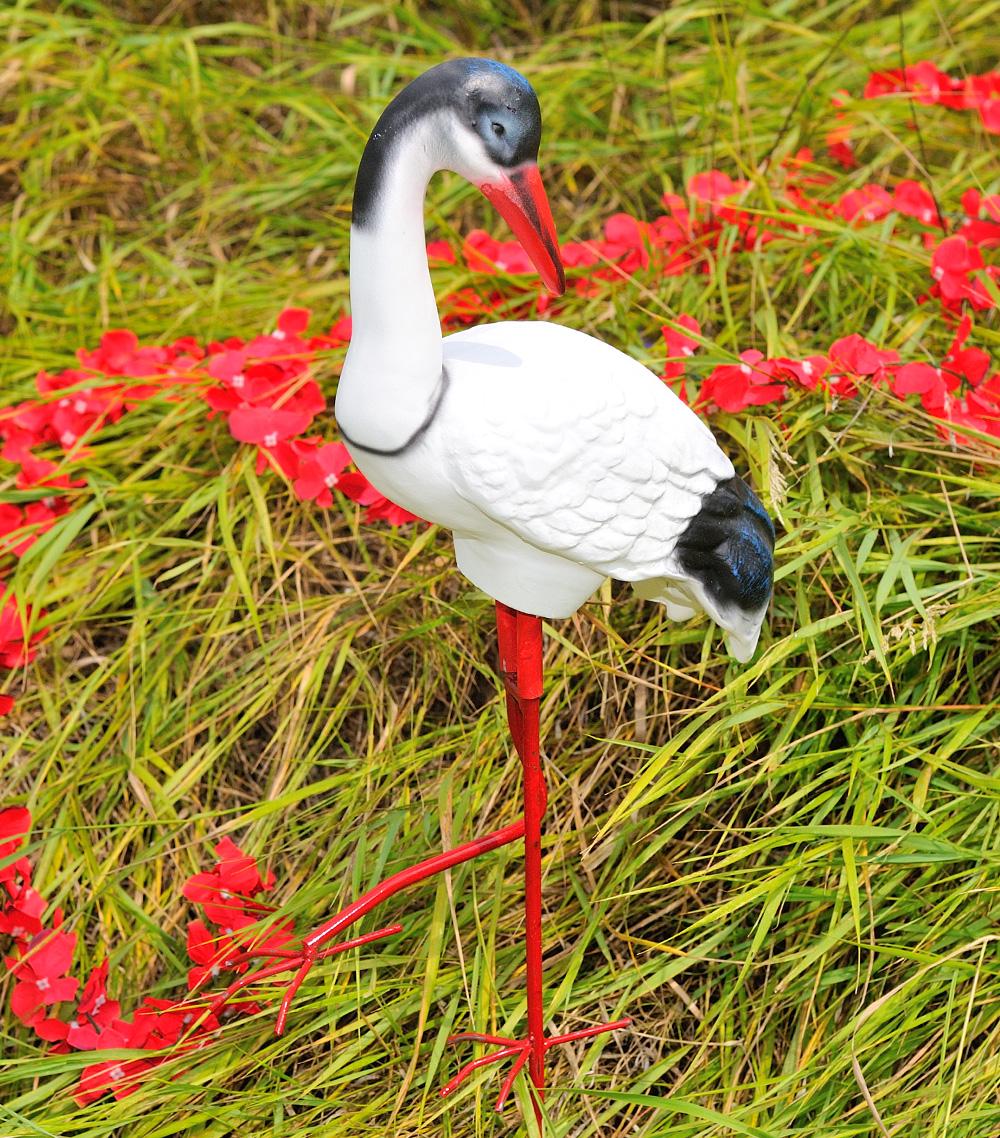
[336,117,445,452]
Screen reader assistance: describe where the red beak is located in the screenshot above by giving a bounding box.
[479,164,566,296]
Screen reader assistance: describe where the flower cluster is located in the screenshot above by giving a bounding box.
[201,308,419,526]
[181,835,294,991]
[864,61,1000,135]
[0,308,421,703]
[663,316,999,443]
[455,156,997,330]
[0,310,415,566]
[0,807,294,1105]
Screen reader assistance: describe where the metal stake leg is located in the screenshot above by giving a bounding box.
[497,602,547,1129]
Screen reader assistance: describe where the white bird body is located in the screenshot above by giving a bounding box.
[336,59,773,662]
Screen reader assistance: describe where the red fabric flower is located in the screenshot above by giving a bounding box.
[697,351,787,413]
[935,393,1000,444]
[964,72,1000,134]
[77,330,170,379]
[931,235,996,310]
[274,307,311,339]
[204,313,326,452]
[336,470,420,526]
[865,62,963,108]
[0,498,69,558]
[772,355,831,391]
[464,229,535,275]
[6,928,78,1022]
[892,316,993,423]
[598,214,650,273]
[64,960,123,1049]
[0,880,45,942]
[74,1057,154,1106]
[0,805,32,887]
[893,180,941,227]
[182,835,274,926]
[32,959,124,1050]
[308,314,353,350]
[12,450,87,495]
[959,190,1000,247]
[227,406,315,447]
[255,436,320,482]
[128,995,220,1049]
[838,184,894,224]
[362,495,422,526]
[825,334,899,396]
[0,805,30,855]
[292,442,353,507]
[329,314,353,342]
[894,362,953,415]
[186,918,248,989]
[942,315,991,387]
[687,170,749,205]
[426,240,456,264]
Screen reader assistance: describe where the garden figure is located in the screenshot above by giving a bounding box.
[216,58,774,1129]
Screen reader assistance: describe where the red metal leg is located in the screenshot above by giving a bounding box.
[510,608,547,1123]
[444,606,629,1129]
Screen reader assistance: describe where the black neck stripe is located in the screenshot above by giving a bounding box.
[340,366,450,458]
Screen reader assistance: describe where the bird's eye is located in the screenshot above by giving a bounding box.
[491,121,506,139]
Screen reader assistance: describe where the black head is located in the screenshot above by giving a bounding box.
[353,58,543,227]
[456,58,542,170]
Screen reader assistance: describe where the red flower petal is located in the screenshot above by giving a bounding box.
[662,315,701,381]
[74,1058,154,1106]
[426,240,456,264]
[276,308,311,337]
[292,442,352,503]
[18,927,77,979]
[838,185,893,224]
[829,334,899,377]
[227,407,314,445]
[934,235,981,275]
[0,805,31,847]
[893,180,940,226]
[688,170,748,203]
[364,497,421,526]
[894,362,942,395]
[327,315,353,343]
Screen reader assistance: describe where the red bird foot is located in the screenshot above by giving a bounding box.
[441,1018,631,1112]
[203,922,404,1032]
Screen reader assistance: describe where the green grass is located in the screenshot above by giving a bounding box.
[3,2,1000,1136]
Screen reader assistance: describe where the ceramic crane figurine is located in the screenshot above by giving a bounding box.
[215,58,774,1128]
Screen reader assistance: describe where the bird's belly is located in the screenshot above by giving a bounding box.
[344,433,606,617]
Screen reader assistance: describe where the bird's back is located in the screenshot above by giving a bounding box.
[441,321,733,579]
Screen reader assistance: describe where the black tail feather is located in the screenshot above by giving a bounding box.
[676,476,774,613]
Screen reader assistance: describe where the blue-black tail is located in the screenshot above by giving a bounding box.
[676,476,775,615]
